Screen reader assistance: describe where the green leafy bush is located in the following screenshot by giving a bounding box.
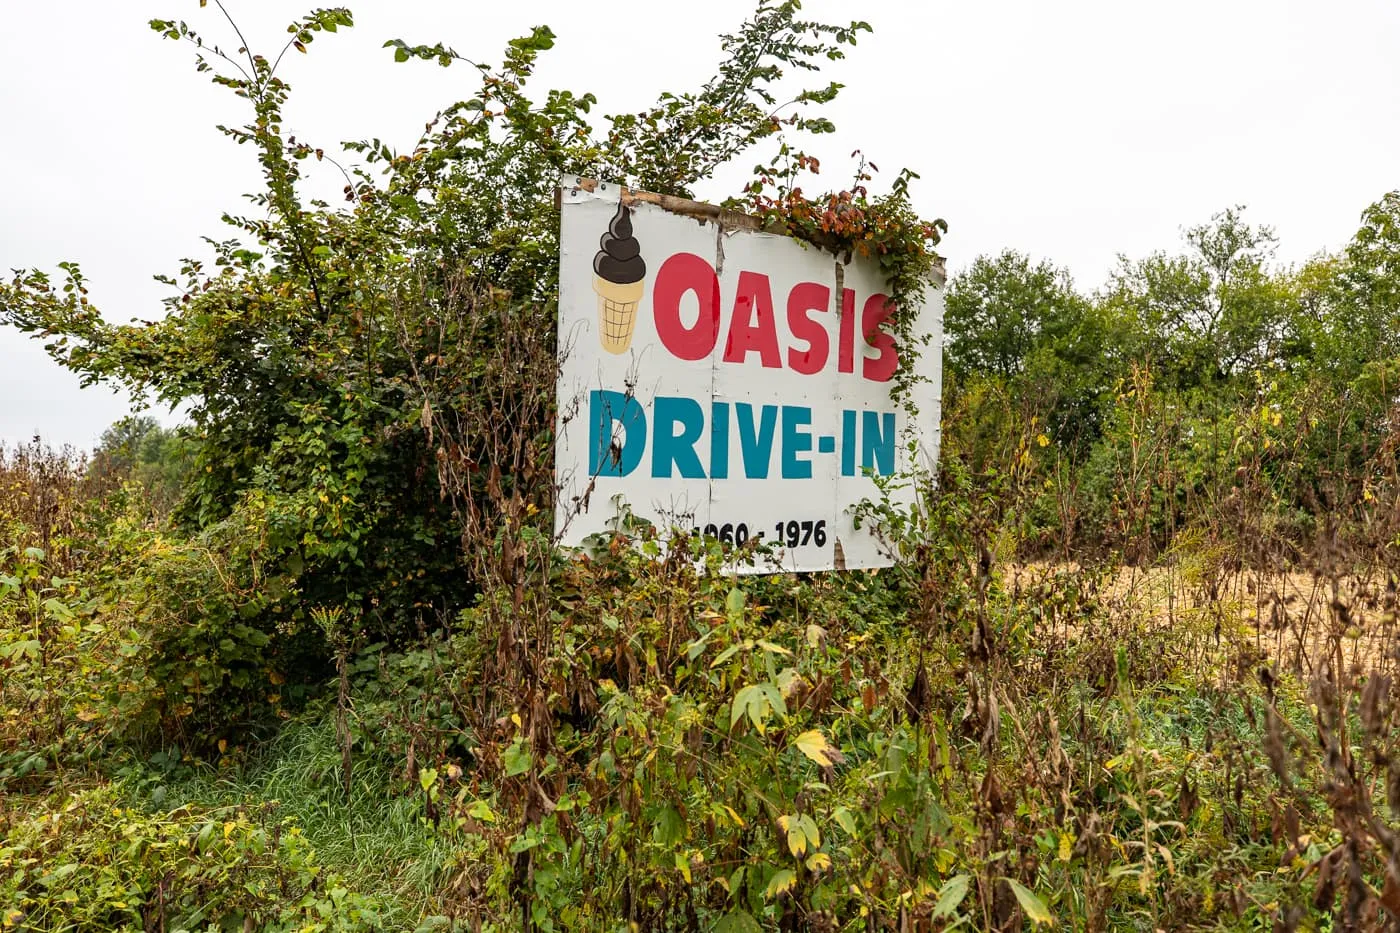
[0,783,385,931]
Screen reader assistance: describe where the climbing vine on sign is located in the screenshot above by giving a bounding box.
[740,146,948,404]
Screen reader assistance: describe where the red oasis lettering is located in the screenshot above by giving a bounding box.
[650,251,897,378]
[653,252,722,361]
[861,293,897,382]
[786,281,830,375]
[723,271,782,368]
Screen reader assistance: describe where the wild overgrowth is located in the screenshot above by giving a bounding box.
[7,2,1400,932]
[1,783,388,931]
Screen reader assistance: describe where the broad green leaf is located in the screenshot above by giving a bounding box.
[778,814,820,857]
[684,629,712,660]
[777,814,806,856]
[795,814,821,853]
[931,874,970,919]
[654,805,685,847]
[1005,878,1054,926]
[713,909,762,933]
[793,729,836,766]
[757,682,787,719]
[724,866,746,897]
[731,684,777,733]
[711,641,747,667]
[502,741,532,777]
[44,863,79,882]
[776,667,803,697]
[731,684,757,730]
[725,587,746,618]
[764,868,797,899]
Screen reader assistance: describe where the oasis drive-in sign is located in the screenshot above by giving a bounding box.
[554,176,943,572]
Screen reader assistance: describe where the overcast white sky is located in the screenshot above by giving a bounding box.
[3,0,1398,450]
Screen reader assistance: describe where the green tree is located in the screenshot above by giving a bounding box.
[88,415,191,511]
[1103,206,1295,388]
[944,251,1122,450]
[944,250,1078,380]
[1322,191,1400,371]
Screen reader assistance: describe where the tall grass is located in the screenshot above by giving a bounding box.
[157,715,454,922]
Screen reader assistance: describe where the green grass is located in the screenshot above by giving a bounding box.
[152,714,452,925]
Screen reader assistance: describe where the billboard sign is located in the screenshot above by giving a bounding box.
[554,175,943,572]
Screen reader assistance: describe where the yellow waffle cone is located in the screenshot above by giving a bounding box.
[594,277,645,354]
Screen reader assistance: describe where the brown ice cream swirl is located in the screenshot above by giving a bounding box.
[593,204,645,284]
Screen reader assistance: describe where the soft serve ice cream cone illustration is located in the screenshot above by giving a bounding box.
[593,203,647,354]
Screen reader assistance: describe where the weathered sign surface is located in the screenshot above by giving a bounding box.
[554,175,943,572]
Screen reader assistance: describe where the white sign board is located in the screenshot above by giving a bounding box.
[554,176,942,572]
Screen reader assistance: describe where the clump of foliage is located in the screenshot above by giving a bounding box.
[9,1,1400,931]
[0,783,386,931]
[86,416,193,518]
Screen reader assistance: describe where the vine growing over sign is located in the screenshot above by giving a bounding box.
[740,145,949,404]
